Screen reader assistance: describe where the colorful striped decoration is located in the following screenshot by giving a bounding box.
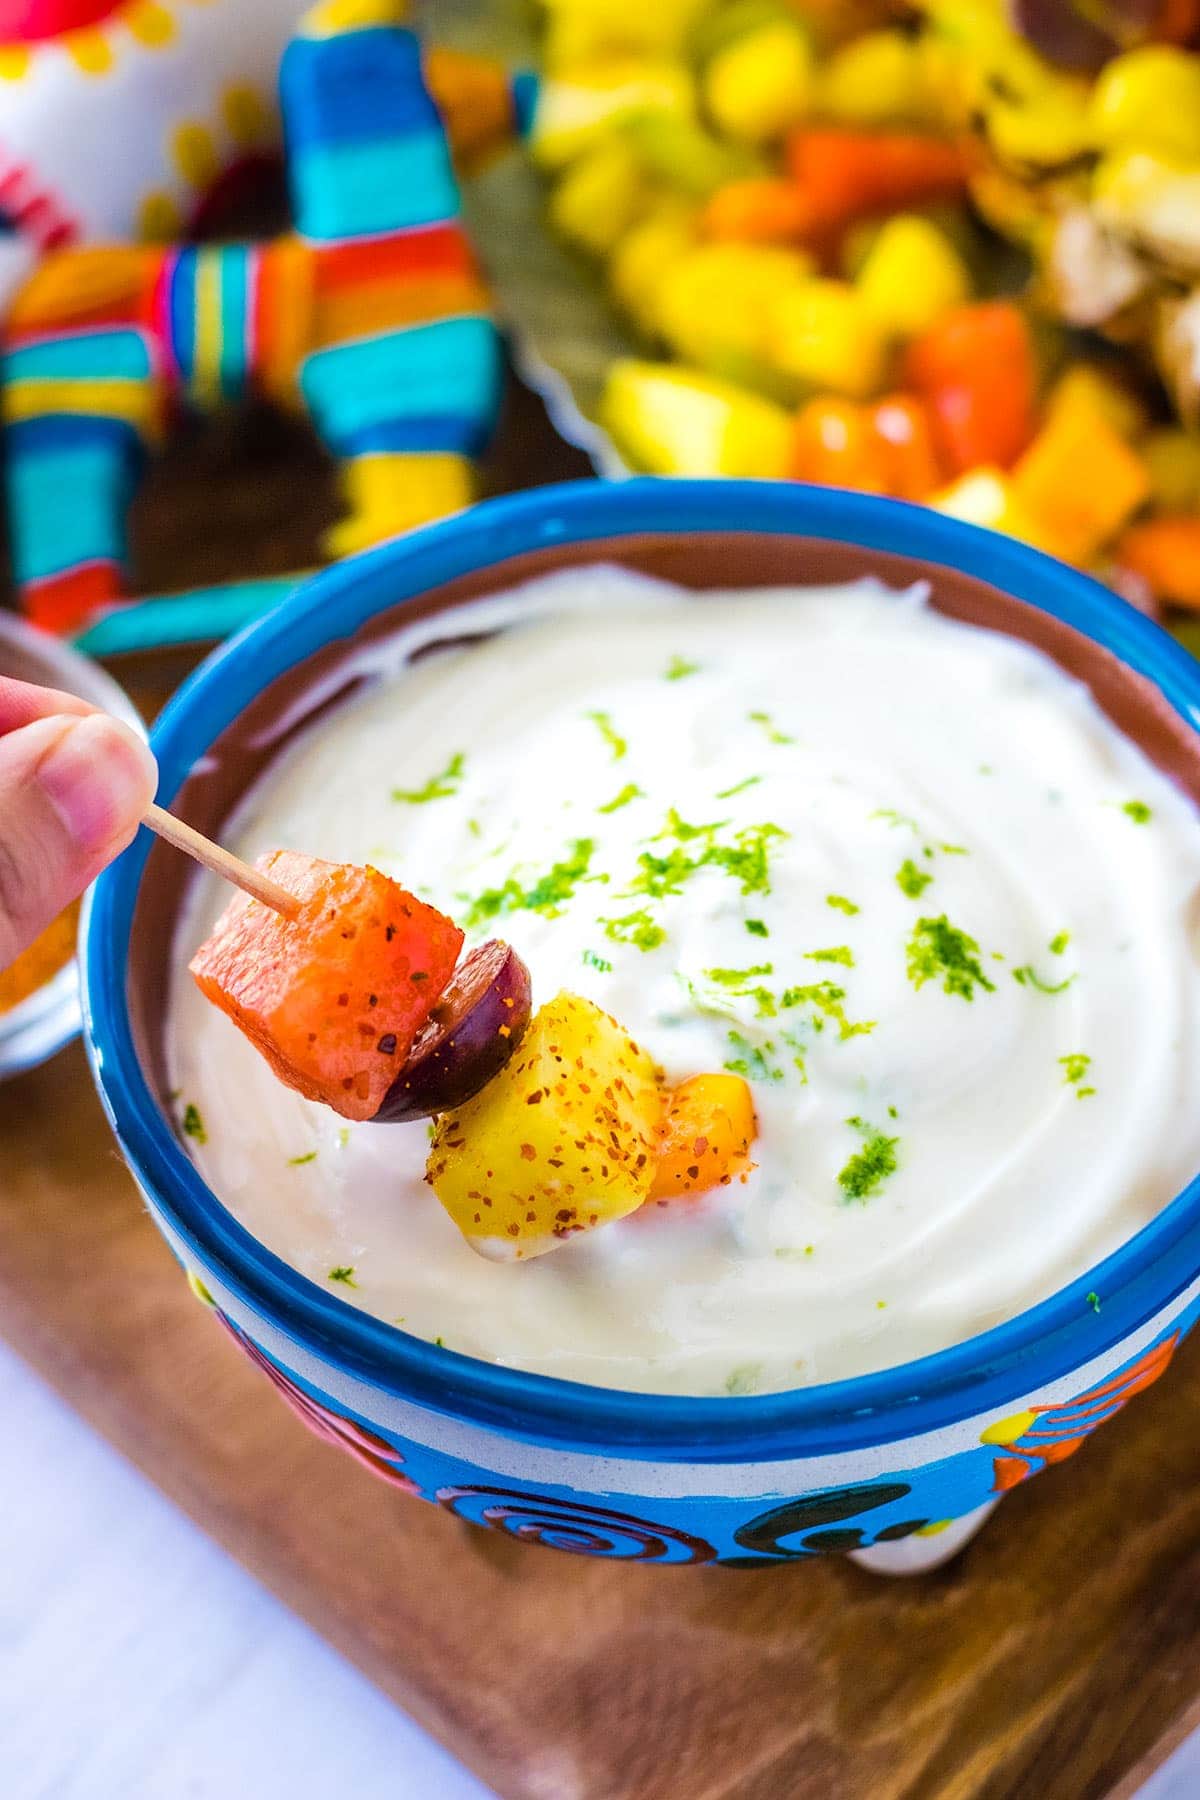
[0,2,534,638]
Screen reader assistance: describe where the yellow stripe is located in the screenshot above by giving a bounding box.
[191,252,223,408]
[4,377,160,439]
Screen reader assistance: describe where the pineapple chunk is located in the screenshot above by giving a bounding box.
[602,359,794,476]
[932,468,1066,558]
[531,60,694,169]
[426,993,662,1260]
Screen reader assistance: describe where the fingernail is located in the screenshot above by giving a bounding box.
[37,714,157,853]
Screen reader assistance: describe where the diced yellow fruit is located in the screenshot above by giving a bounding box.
[548,140,650,257]
[687,0,790,70]
[1012,406,1150,564]
[608,204,699,334]
[426,993,662,1260]
[820,30,932,126]
[1089,47,1200,164]
[856,214,971,338]
[617,111,762,198]
[984,83,1093,170]
[541,0,710,67]
[932,468,1066,557]
[767,279,890,398]
[654,242,813,367]
[1045,363,1147,442]
[704,20,813,144]
[1093,151,1200,273]
[531,60,694,168]
[602,359,794,476]
[1143,429,1200,512]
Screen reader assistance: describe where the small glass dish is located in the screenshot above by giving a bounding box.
[0,612,145,1078]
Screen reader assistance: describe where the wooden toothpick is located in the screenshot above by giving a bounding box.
[143,803,300,920]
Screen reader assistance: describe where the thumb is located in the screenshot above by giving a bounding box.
[0,712,157,969]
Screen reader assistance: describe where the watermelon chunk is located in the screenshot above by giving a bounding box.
[189,851,463,1121]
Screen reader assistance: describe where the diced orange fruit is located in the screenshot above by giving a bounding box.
[702,176,813,242]
[789,396,890,490]
[869,393,944,500]
[1116,516,1200,609]
[649,1073,757,1202]
[785,127,971,232]
[189,852,463,1121]
[1013,404,1150,565]
[904,303,1037,473]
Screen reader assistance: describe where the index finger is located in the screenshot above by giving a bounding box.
[0,674,94,737]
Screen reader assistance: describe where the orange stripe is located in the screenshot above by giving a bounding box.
[7,246,162,335]
[310,275,488,350]
[255,238,313,405]
[310,225,477,297]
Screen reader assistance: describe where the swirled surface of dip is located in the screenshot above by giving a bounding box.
[169,570,1200,1395]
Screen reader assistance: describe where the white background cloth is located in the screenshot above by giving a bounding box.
[0,1333,1192,1800]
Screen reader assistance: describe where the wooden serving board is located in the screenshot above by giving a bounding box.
[5,383,1200,1800]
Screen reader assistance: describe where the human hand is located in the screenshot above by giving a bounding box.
[0,676,157,970]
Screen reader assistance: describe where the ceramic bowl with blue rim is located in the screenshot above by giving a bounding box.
[82,480,1200,1571]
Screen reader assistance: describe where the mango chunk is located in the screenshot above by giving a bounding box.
[426,993,662,1260]
[649,1074,757,1202]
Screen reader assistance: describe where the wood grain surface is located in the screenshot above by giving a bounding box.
[4,377,1200,1800]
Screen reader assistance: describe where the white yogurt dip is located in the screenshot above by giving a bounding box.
[169,568,1200,1396]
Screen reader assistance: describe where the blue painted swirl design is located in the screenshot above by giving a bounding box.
[437,1486,715,1563]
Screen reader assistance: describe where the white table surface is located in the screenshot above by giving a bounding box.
[1,1331,1196,1800]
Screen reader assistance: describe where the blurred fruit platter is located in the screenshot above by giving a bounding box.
[436,0,1200,636]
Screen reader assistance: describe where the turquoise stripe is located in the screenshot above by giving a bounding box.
[300,316,496,450]
[4,328,152,383]
[291,134,458,240]
[74,575,301,655]
[217,247,251,398]
[10,441,133,581]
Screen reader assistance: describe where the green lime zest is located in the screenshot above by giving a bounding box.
[826,893,859,915]
[602,908,666,952]
[896,858,933,899]
[664,655,700,681]
[392,751,465,804]
[723,1030,784,1083]
[587,710,627,761]
[837,1116,899,1203]
[598,782,642,814]
[906,915,995,1001]
[1013,965,1074,995]
[725,1363,763,1396]
[748,709,794,744]
[464,837,598,927]
[181,1103,207,1145]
